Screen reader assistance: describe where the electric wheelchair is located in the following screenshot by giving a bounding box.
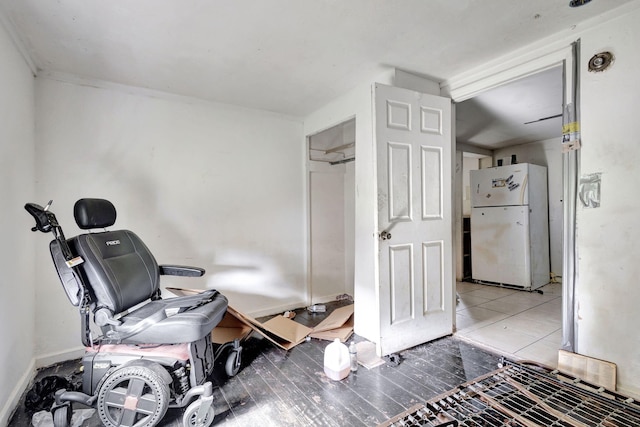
[25,199,242,427]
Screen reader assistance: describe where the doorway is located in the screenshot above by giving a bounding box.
[453,65,565,367]
[307,118,356,304]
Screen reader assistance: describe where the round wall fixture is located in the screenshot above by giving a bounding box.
[588,52,614,72]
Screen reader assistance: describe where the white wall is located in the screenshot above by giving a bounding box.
[575,9,640,399]
[344,161,355,292]
[462,156,480,217]
[494,138,562,276]
[454,150,463,281]
[34,76,305,359]
[0,19,35,425]
[309,161,348,302]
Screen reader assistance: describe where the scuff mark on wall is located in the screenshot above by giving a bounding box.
[579,173,601,208]
[577,300,582,321]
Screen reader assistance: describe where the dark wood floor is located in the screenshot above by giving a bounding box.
[9,304,502,426]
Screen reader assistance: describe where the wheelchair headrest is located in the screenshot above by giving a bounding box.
[74,198,117,229]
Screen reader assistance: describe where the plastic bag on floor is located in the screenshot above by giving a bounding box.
[31,408,95,427]
[25,376,74,412]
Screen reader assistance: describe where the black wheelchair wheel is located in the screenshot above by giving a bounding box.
[52,404,71,427]
[225,348,242,377]
[96,365,169,427]
[182,399,215,427]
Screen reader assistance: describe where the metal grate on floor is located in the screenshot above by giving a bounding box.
[379,360,640,427]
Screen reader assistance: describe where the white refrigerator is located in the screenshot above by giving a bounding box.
[470,163,550,290]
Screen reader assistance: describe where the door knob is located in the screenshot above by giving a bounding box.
[379,230,392,240]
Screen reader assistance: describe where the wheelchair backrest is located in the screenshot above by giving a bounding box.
[60,199,161,314]
[50,239,83,306]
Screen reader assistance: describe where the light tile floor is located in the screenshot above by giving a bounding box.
[455,281,563,368]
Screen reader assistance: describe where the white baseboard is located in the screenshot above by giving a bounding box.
[1,357,35,427]
[310,293,351,305]
[247,300,307,318]
[246,294,351,318]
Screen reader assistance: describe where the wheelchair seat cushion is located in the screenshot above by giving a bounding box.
[108,290,228,344]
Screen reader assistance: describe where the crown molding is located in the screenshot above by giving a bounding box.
[0,5,38,76]
[39,70,303,122]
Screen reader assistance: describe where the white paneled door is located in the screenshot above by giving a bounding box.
[375,84,453,356]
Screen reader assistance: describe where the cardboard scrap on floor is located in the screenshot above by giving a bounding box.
[226,305,312,350]
[355,340,385,369]
[166,287,354,351]
[210,311,253,345]
[309,304,354,343]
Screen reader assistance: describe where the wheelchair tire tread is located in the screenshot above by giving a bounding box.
[96,365,170,427]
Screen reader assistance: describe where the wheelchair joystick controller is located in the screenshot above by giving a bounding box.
[25,200,57,233]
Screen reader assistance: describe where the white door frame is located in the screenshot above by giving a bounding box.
[445,43,578,352]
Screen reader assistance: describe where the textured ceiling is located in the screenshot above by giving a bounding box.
[456,66,564,149]
[0,0,634,119]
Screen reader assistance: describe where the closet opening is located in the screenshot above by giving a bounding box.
[307,118,356,304]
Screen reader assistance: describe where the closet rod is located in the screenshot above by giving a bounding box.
[330,157,355,165]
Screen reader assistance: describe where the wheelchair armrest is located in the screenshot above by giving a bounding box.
[159,265,205,277]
